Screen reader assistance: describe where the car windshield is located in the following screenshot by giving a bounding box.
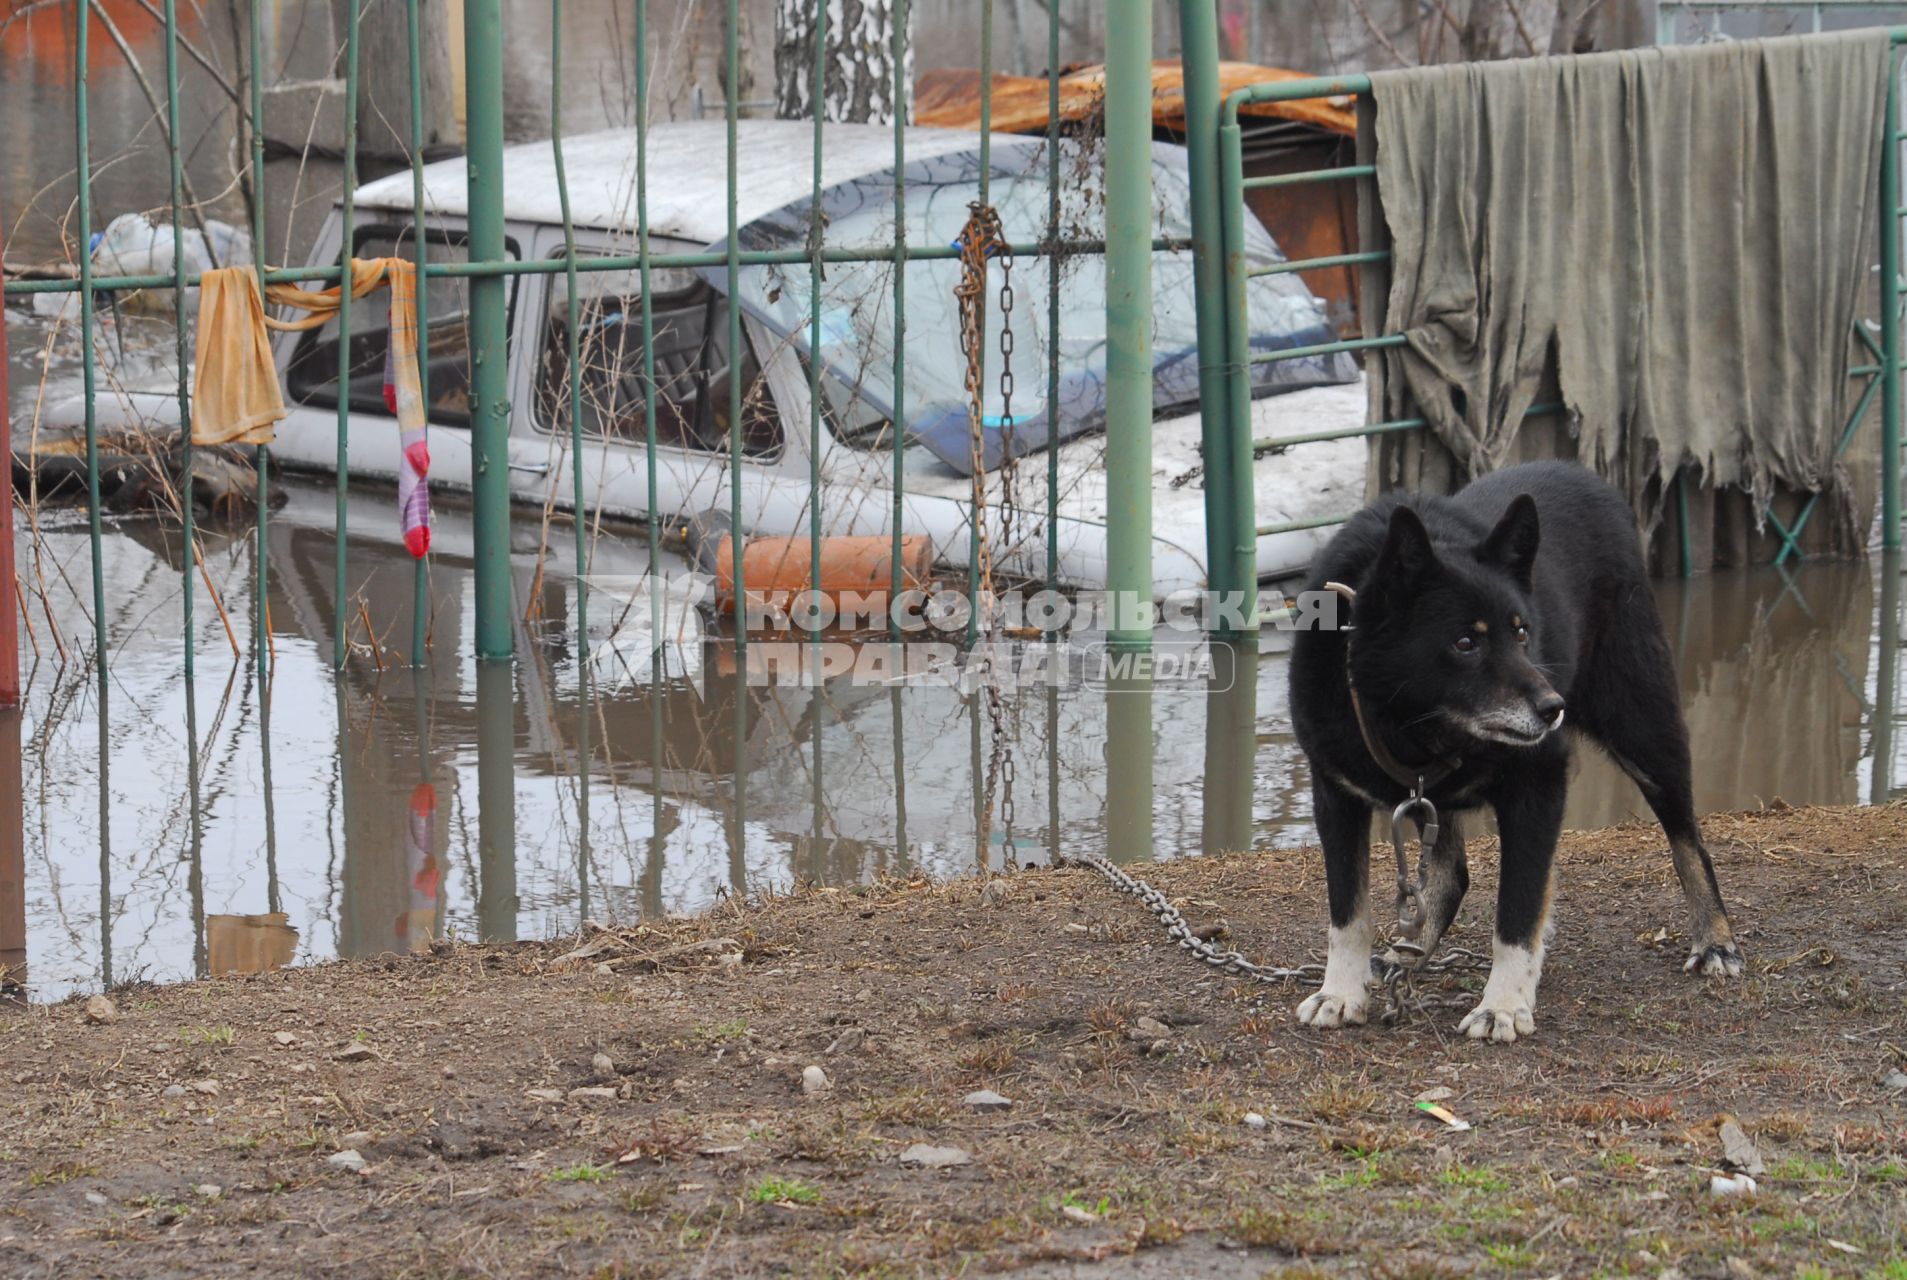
[703,138,1354,476]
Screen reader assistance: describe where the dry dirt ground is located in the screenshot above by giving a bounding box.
[3,804,1905,1279]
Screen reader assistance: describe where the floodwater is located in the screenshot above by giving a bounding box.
[0,460,1901,1000]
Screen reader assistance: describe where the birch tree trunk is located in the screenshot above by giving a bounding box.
[774,0,913,124]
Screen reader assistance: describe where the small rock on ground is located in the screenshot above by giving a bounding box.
[824,1027,865,1055]
[82,995,118,1025]
[567,1087,618,1103]
[964,1090,1013,1113]
[898,1143,972,1169]
[326,1150,368,1173]
[334,1043,376,1062]
[590,1052,615,1075]
[801,1065,831,1096]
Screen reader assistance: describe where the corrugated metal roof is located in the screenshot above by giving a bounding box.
[914,60,1357,138]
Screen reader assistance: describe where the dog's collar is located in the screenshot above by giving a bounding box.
[1323,581,1464,794]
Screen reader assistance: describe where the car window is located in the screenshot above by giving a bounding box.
[283,224,517,427]
[536,256,781,459]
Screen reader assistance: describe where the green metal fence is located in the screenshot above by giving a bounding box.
[0,0,1191,931]
[1209,29,1907,576]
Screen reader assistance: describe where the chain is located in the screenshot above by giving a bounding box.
[955,202,1004,607]
[957,202,1023,865]
[1060,852,1490,1024]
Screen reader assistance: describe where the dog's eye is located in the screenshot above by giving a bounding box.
[1453,635,1477,654]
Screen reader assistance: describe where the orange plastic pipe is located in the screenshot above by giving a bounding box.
[711,534,934,615]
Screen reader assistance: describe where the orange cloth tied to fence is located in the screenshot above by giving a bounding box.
[261,256,405,332]
[190,268,287,447]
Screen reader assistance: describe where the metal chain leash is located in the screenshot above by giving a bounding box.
[1060,851,1490,1024]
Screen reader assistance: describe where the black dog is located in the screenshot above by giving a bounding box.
[1288,461,1742,1042]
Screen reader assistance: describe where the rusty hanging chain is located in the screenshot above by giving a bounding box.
[955,201,1004,606]
[957,202,1019,864]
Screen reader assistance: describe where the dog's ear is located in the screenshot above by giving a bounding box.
[1374,505,1439,583]
[1477,493,1540,590]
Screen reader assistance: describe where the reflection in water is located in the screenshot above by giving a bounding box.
[206,913,297,976]
[0,476,1903,998]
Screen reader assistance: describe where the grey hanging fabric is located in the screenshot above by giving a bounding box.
[1365,31,1891,524]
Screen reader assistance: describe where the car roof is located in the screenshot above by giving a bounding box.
[351,119,1015,245]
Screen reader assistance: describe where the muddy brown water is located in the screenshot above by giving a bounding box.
[0,463,1899,1001]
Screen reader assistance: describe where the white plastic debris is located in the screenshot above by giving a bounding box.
[1709,1172,1757,1197]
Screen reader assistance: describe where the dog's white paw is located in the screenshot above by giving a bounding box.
[1297,989,1369,1028]
[1684,942,1745,978]
[1457,1002,1535,1043]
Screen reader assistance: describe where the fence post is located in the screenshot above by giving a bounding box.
[1176,0,1239,635]
[1104,0,1154,648]
[1217,107,1259,628]
[1882,58,1901,551]
[0,242,16,709]
[463,0,515,659]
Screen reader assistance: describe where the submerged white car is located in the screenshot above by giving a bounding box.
[32,120,1368,595]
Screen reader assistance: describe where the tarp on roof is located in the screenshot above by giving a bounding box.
[914,60,1356,138]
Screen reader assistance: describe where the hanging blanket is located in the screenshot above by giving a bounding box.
[1366,30,1891,522]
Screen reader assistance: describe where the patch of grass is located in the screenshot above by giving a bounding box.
[1305,1078,1377,1121]
[1085,1001,1129,1041]
[1316,1153,1383,1191]
[1556,1096,1675,1126]
[548,1162,615,1184]
[618,1179,669,1213]
[27,1161,100,1187]
[857,1089,952,1128]
[1769,1155,1845,1182]
[1868,1261,1907,1280]
[1060,1191,1113,1218]
[693,1017,748,1044]
[955,1040,1017,1074]
[181,1025,236,1047]
[746,1175,820,1206]
[1439,1165,1511,1193]
[1483,1241,1535,1270]
[1867,1161,1904,1184]
[1229,1206,1332,1255]
[1131,1216,1184,1249]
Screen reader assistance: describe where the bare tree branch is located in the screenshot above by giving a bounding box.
[1347,0,1412,68]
